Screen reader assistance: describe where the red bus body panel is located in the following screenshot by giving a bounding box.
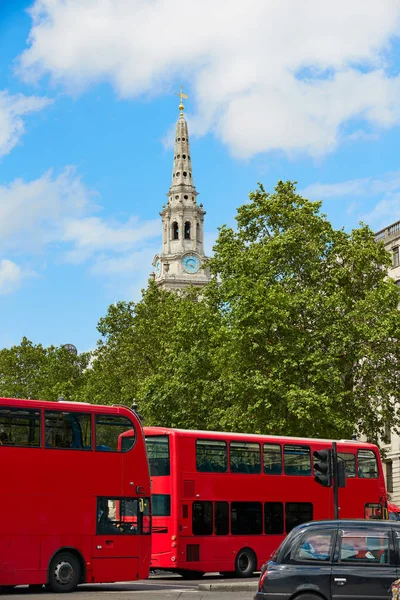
[145,427,387,574]
[0,398,151,586]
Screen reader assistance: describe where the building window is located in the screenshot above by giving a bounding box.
[172,221,179,240]
[386,460,393,493]
[184,221,191,239]
[393,246,399,267]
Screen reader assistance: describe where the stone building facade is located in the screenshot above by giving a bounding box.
[375,220,400,504]
[152,96,210,291]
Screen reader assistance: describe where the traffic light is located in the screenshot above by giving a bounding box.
[313,449,332,487]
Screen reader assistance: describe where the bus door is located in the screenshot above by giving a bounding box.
[91,498,140,583]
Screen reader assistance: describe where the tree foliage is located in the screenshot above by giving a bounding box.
[82,181,400,442]
[0,337,89,401]
[205,181,400,441]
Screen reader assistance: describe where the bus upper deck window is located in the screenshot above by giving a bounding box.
[0,408,40,448]
[145,435,170,476]
[358,450,379,478]
[45,411,91,450]
[95,415,135,452]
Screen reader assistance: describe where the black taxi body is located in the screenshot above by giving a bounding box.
[255,519,400,600]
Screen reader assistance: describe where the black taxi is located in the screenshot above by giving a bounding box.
[255,519,400,600]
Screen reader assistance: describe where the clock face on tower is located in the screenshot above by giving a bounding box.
[182,254,201,274]
[155,259,161,278]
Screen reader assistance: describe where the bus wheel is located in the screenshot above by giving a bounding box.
[48,552,81,593]
[235,548,256,578]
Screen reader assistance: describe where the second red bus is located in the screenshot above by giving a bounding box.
[139,427,386,578]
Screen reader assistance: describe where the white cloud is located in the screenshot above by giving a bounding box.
[63,216,160,263]
[301,172,400,200]
[0,167,161,293]
[17,0,400,157]
[0,90,52,159]
[362,195,400,231]
[300,171,400,231]
[0,260,25,295]
[0,166,93,253]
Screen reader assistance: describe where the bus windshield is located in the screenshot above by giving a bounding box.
[145,435,170,476]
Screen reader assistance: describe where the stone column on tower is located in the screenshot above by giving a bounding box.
[152,89,210,291]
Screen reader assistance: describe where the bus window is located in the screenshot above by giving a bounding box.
[286,502,313,533]
[364,503,383,520]
[145,435,170,475]
[230,441,261,474]
[193,501,213,535]
[0,408,40,447]
[97,497,151,535]
[196,439,227,473]
[215,501,229,535]
[263,443,282,475]
[120,434,135,452]
[152,494,171,516]
[45,411,91,450]
[231,502,262,535]
[264,502,284,534]
[338,452,356,478]
[284,445,311,476]
[358,450,379,478]
[95,414,134,452]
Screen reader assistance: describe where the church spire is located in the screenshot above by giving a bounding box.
[170,87,197,197]
[152,88,210,291]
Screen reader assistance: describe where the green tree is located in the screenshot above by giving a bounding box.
[85,180,400,442]
[0,337,89,401]
[83,283,219,428]
[205,181,400,441]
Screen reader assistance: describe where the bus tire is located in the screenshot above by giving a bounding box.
[48,551,81,593]
[235,547,256,578]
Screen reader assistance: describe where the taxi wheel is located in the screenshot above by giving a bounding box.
[235,547,256,577]
[295,594,321,600]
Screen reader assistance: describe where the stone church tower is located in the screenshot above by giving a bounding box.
[152,91,210,291]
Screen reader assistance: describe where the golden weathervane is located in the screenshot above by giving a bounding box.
[174,86,188,115]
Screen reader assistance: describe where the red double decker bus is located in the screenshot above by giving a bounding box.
[0,398,151,592]
[141,427,387,578]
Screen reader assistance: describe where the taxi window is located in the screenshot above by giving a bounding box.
[295,530,335,562]
[339,529,390,565]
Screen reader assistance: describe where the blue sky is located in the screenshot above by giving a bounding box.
[2,0,400,352]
